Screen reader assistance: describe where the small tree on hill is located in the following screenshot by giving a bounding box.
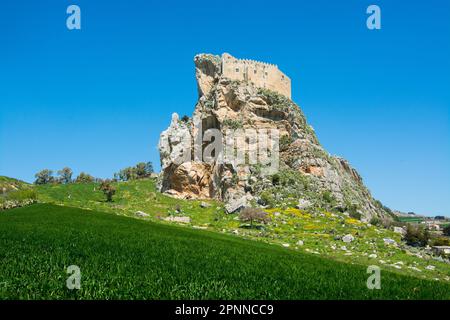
[404,224,430,247]
[57,167,73,184]
[116,167,137,181]
[114,162,153,181]
[75,172,95,183]
[135,162,153,179]
[239,207,270,227]
[34,169,54,185]
[100,179,116,202]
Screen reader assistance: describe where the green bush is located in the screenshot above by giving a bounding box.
[369,217,381,226]
[260,191,275,207]
[271,174,280,186]
[345,202,361,220]
[431,237,450,246]
[404,224,430,247]
[349,211,362,220]
[280,135,293,151]
[222,119,243,130]
[321,191,336,206]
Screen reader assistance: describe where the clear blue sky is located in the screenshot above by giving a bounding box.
[1,0,449,216]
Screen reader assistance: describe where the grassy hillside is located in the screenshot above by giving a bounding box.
[1,204,449,299]
[0,176,30,194]
[0,176,36,210]
[34,179,450,283]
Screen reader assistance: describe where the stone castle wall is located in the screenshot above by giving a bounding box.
[221,53,291,99]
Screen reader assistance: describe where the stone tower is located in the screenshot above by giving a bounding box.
[221,53,291,99]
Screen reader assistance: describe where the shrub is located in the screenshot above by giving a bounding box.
[321,191,336,207]
[75,172,95,183]
[259,191,275,207]
[222,119,243,130]
[99,180,116,202]
[349,211,362,220]
[369,217,381,226]
[346,204,361,220]
[280,135,293,151]
[271,174,280,186]
[239,207,270,227]
[404,224,430,247]
[431,237,450,246]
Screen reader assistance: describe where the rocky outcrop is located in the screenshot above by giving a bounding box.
[158,53,391,220]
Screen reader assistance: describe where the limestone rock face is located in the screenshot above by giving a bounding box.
[160,161,212,199]
[194,54,222,98]
[158,53,391,219]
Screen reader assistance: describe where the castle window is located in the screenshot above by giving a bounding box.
[235,68,239,72]
[254,70,257,74]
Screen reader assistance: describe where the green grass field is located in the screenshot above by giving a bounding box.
[397,217,425,224]
[1,204,450,299]
[32,179,450,282]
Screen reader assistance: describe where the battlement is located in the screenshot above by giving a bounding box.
[221,53,291,99]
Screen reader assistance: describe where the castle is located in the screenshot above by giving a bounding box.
[221,53,291,99]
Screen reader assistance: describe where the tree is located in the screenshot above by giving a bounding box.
[57,167,73,184]
[135,162,148,178]
[116,167,136,181]
[443,225,450,237]
[239,207,270,227]
[75,172,94,183]
[99,179,116,202]
[404,224,430,247]
[115,162,153,181]
[137,162,153,178]
[145,162,154,175]
[34,169,54,185]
